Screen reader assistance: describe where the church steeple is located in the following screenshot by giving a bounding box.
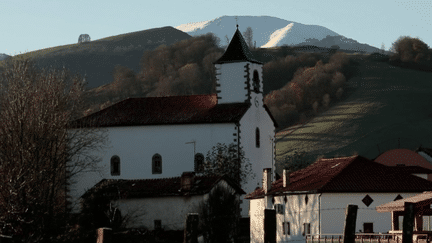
[213,27,264,105]
[214,28,262,65]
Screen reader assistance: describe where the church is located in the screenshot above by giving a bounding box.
[69,26,277,220]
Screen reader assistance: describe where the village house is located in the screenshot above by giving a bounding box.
[373,148,432,181]
[68,26,277,222]
[81,172,245,230]
[246,155,432,243]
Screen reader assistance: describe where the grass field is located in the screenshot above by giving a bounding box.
[275,56,432,173]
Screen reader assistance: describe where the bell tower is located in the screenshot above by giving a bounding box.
[214,26,264,106]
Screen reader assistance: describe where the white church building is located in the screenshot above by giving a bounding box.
[69,26,278,219]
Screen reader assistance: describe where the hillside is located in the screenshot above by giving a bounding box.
[274,55,432,175]
[0,26,192,89]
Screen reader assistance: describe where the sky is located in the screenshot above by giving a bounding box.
[1,0,431,56]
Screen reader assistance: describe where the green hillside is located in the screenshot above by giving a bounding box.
[0,26,192,89]
[275,55,432,174]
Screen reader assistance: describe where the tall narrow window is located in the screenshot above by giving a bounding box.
[283,222,290,235]
[256,127,260,148]
[111,155,120,176]
[194,153,204,173]
[303,223,311,236]
[253,70,260,93]
[152,154,162,174]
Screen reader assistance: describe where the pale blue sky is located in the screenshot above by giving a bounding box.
[2,0,431,56]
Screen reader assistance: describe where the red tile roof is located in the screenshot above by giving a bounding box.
[69,94,251,128]
[374,148,432,168]
[387,165,432,174]
[81,174,246,200]
[246,155,432,199]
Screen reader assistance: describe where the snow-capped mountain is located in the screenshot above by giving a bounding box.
[176,16,340,48]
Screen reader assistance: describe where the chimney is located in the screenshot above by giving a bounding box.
[181,172,195,191]
[263,168,272,194]
[283,169,290,187]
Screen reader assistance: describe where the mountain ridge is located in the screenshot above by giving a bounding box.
[176,15,383,53]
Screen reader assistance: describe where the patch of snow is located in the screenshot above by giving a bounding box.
[175,20,211,32]
[261,23,294,48]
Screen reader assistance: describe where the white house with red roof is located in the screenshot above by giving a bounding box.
[245,155,432,243]
[81,172,245,230]
[68,27,277,219]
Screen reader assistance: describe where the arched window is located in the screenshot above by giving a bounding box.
[194,153,204,173]
[253,70,260,93]
[256,127,260,148]
[152,154,162,174]
[111,155,120,176]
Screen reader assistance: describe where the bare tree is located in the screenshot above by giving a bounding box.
[201,143,254,186]
[381,42,386,54]
[0,58,108,242]
[243,27,253,48]
[225,35,230,46]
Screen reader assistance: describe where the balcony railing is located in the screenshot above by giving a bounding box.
[306,233,429,243]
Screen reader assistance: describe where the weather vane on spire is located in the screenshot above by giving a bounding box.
[235,16,238,29]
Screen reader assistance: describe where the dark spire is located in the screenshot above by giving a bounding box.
[214,28,262,64]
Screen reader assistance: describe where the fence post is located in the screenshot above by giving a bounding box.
[344,204,358,243]
[402,202,415,243]
[264,209,276,243]
[184,213,199,243]
[96,228,112,243]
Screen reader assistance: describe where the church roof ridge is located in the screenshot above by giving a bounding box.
[69,93,251,128]
[81,174,245,199]
[214,28,262,64]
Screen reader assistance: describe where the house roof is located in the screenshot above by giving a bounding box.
[245,155,432,199]
[69,94,251,128]
[416,146,432,158]
[214,28,262,65]
[81,174,246,200]
[374,148,432,169]
[376,191,432,213]
[387,165,432,174]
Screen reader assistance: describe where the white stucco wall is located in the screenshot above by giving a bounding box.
[112,180,239,230]
[320,192,420,234]
[250,198,265,243]
[276,194,320,243]
[69,123,237,212]
[215,62,249,104]
[113,195,204,230]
